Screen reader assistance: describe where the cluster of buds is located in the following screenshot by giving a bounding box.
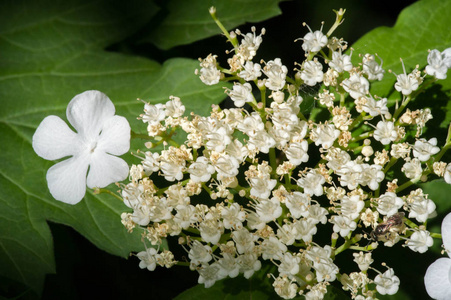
[120,8,451,299]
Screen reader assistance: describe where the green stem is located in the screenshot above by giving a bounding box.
[430,232,442,239]
[209,7,238,48]
[131,130,152,140]
[93,188,123,201]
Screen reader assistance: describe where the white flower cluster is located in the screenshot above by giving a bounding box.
[120,8,451,299]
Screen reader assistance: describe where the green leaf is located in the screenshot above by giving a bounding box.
[143,0,283,50]
[0,0,230,295]
[351,0,451,101]
[174,276,277,300]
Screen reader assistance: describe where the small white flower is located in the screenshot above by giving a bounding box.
[273,276,298,300]
[285,140,309,166]
[412,138,440,162]
[227,83,254,107]
[374,268,400,295]
[232,228,256,254]
[331,215,357,237]
[297,169,325,196]
[137,248,161,271]
[237,252,261,279]
[189,240,213,268]
[300,60,324,86]
[285,191,310,219]
[362,96,388,117]
[238,61,262,81]
[444,163,451,184]
[362,54,385,81]
[263,58,288,91]
[425,213,451,299]
[373,121,398,145]
[32,91,130,204]
[425,49,449,79]
[255,198,283,222]
[278,252,301,276]
[353,252,373,271]
[198,263,223,288]
[406,230,433,253]
[301,26,328,53]
[376,192,404,216]
[221,203,246,230]
[188,156,215,182]
[261,236,287,260]
[394,60,420,95]
[402,158,423,179]
[342,73,369,99]
[310,123,340,149]
[329,51,353,73]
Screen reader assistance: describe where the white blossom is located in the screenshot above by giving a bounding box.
[374,268,400,295]
[412,138,440,162]
[445,163,451,184]
[331,215,357,237]
[406,230,433,253]
[278,252,301,276]
[297,169,325,196]
[188,156,215,182]
[273,276,298,299]
[198,262,224,288]
[373,121,398,145]
[301,26,328,53]
[376,192,404,216]
[362,54,385,80]
[238,61,262,81]
[237,252,261,279]
[425,49,449,79]
[189,240,213,268]
[261,236,287,260]
[342,73,369,99]
[394,60,420,95]
[425,213,451,299]
[285,140,309,166]
[137,248,161,271]
[227,83,254,107]
[232,228,256,254]
[310,123,340,149]
[263,58,288,91]
[300,60,324,86]
[402,158,423,179]
[285,192,310,219]
[255,197,283,222]
[329,50,353,73]
[32,90,130,204]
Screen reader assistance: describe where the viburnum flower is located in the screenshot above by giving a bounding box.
[374,268,400,295]
[425,49,450,79]
[32,90,130,204]
[424,213,451,299]
[373,121,398,145]
[412,138,440,162]
[406,229,433,253]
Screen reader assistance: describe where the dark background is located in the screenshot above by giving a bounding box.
[5,0,428,299]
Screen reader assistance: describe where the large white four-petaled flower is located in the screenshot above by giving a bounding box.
[424,212,451,299]
[32,90,130,204]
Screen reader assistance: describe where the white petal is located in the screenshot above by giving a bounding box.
[66,90,115,139]
[86,152,129,188]
[442,213,451,251]
[33,116,80,160]
[46,156,90,204]
[425,258,451,300]
[97,115,130,156]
